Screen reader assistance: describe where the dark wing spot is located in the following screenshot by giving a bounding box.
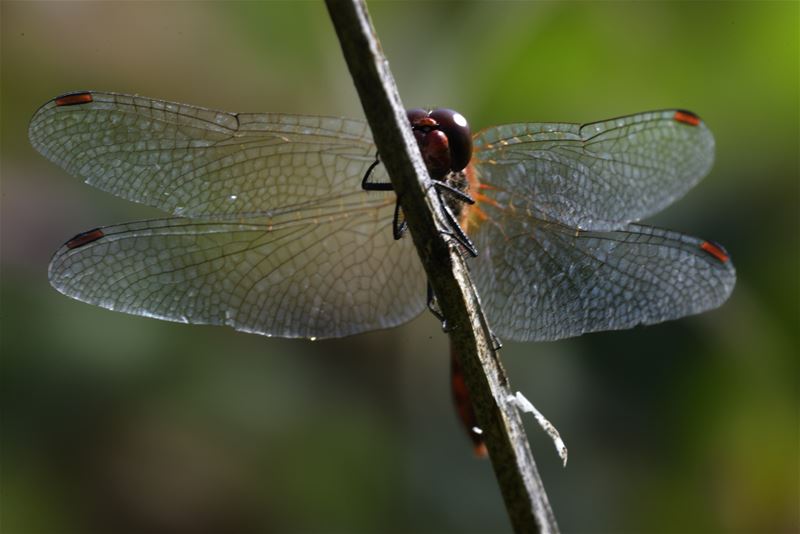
[54,91,94,107]
[700,240,730,263]
[66,228,105,249]
[673,110,701,126]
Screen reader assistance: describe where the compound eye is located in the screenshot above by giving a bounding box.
[428,108,472,172]
[406,108,429,127]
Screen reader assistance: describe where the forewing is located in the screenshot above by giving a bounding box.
[29,91,380,217]
[472,110,714,230]
[49,198,427,339]
[471,216,735,342]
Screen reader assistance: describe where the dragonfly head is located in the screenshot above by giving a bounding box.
[407,108,472,179]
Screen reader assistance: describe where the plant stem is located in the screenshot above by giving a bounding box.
[325,1,559,532]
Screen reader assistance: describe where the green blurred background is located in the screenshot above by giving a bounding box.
[1,2,797,533]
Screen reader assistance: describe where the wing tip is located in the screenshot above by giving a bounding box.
[29,90,95,151]
[31,90,95,118]
[48,227,108,289]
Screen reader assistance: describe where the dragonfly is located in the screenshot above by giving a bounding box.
[30,91,735,449]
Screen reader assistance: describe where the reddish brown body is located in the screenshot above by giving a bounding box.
[450,343,488,457]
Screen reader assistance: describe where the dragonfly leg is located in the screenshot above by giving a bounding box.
[362,152,476,256]
[392,199,408,240]
[427,282,451,331]
[490,331,503,351]
[427,238,503,349]
[363,151,407,240]
[433,180,475,205]
[361,151,393,191]
[434,186,478,257]
[427,282,501,348]
[430,272,504,350]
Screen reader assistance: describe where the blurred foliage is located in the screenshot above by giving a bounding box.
[1,2,797,533]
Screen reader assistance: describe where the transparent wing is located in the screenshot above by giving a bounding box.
[49,200,427,339]
[29,91,380,217]
[472,110,714,230]
[470,215,735,342]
